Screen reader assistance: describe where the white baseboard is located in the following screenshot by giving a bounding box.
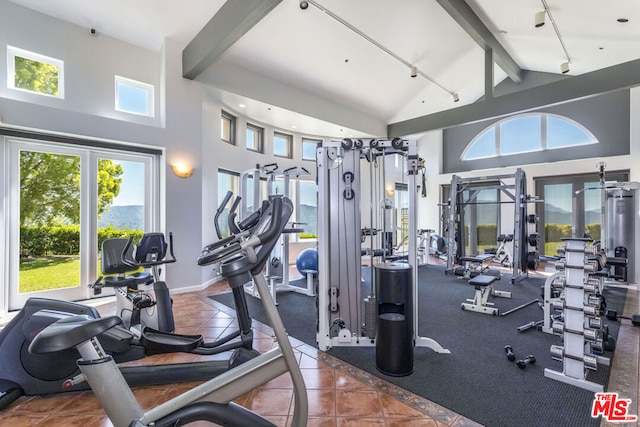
[169,275,224,295]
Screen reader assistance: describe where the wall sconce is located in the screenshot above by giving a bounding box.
[172,164,194,178]
[386,186,395,197]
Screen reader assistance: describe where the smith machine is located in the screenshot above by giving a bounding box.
[445,169,540,284]
[316,138,449,354]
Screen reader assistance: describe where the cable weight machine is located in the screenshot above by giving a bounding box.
[316,138,449,355]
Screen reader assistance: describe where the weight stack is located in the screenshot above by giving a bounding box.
[363,296,377,339]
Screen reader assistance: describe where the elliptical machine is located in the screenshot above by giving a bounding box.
[0,195,270,410]
[28,195,308,427]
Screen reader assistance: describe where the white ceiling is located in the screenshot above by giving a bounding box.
[8,0,640,138]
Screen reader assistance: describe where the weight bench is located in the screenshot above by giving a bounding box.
[454,254,495,278]
[461,273,511,316]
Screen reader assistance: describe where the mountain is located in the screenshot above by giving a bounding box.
[98,205,144,230]
[544,204,572,224]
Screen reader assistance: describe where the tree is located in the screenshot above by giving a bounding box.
[20,152,123,226]
[14,56,59,96]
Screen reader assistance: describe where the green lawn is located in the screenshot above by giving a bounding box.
[19,256,81,293]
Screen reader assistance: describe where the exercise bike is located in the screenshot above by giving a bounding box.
[91,232,177,335]
[29,195,308,427]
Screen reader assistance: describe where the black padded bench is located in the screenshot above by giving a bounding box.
[461,273,511,315]
[453,254,495,278]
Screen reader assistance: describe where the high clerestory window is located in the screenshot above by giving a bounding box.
[115,76,154,117]
[7,46,64,98]
[461,113,598,161]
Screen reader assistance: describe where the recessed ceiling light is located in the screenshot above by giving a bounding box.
[617,18,629,23]
[291,125,297,129]
[238,103,246,108]
[499,30,508,36]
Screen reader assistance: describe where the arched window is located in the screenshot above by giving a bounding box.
[461,113,598,160]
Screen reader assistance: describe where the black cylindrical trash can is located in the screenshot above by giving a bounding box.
[375,262,413,376]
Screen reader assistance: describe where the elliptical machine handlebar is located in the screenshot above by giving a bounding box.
[214,190,234,240]
[198,196,283,267]
[227,196,243,235]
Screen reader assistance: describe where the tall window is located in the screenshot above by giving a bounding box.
[115,76,154,117]
[246,123,263,153]
[221,110,236,145]
[217,169,240,238]
[302,138,320,161]
[297,180,317,237]
[274,132,292,158]
[7,46,64,98]
[534,170,629,256]
[462,113,597,160]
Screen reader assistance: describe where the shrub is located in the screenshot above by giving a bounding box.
[21,225,144,256]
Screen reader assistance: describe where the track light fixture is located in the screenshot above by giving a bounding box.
[300,0,459,102]
[452,92,460,102]
[539,0,572,76]
[535,11,546,28]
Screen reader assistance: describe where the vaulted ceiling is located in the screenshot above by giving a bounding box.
[9,0,640,138]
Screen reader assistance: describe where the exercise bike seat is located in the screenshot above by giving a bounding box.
[29,315,122,354]
[101,272,152,288]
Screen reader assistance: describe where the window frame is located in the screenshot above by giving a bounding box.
[221,110,236,145]
[114,75,155,118]
[302,137,320,161]
[461,113,598,161]
[246,123,264,153]
[273,131,292,159]
[7,45,65,99]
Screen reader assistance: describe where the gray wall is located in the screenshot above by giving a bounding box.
[443,90,631,174]
[0,0,326,300]
[0,0,204,292]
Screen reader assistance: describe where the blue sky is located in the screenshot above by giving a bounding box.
[112,160,144,206]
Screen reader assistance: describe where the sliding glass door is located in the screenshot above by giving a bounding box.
[535,170,629,257]
[6,138,157,310]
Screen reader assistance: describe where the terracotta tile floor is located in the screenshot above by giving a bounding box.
[0,279,478,427]
[1,260,638,426]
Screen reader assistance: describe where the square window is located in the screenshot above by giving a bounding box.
[246,123,263,153]
[302,138,320,161]
[8,46,64,98]
[274,132,292,158]
[115,75,154,117]
[221,111,236,145]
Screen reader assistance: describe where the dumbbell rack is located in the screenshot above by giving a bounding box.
[544,237,608,393]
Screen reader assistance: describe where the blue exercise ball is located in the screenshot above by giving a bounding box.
[296,248,318,276]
